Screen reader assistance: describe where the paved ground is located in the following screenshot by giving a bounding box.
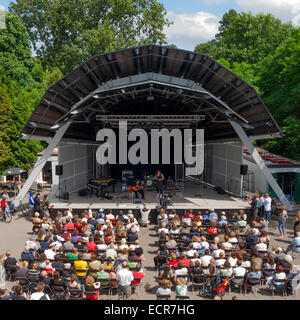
[1,208,300,300]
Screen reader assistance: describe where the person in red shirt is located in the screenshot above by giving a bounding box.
[168,253,179,268]
[64,218,75,230]
[131,263,145,286]
[86,236,97,252]
[177,252,191,268]
[186,209,195,220]
[1,196,7,221]
[74,218,83,233]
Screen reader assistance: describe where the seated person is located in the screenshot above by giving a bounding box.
[133,180,144,199]
[131,263,145,287]
[232,260,246,284]
[246,265,261,285]
[156,279,171,300]
[84,275,100,300]
[175,278,188,300]
[266,265,287,288]
[191,260,205,283]
[219,261,233,278]
[174,263,189,282]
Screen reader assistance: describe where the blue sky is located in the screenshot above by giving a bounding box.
[1,0,299,50]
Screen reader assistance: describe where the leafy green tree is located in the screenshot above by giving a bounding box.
[195,10,295,66]
[9,0,170,74]
[0,12,35,85]
[257,29,300,160]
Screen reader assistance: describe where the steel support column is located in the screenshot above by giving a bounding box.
[230,120,293,211]
[13,121,72,208]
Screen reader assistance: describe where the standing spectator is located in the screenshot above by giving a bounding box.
[33,193,41,216]
[263,193,272,223]
[293,211,300,237]
[1,196,8,221]
[247,195,258,224]
[278,206,288,238]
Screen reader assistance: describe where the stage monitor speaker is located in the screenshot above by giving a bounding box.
[240,164,248,175]
[55,165,63,176]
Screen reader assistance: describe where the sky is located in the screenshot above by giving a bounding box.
[1,0,300,51]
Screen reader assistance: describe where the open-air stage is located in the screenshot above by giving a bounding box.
[51,180,249,211]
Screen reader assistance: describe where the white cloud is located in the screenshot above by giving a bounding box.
[0,5,6,11]
[164,11,220,51]
[237,0,300,25]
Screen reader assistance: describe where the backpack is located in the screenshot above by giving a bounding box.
[39,293,48,300]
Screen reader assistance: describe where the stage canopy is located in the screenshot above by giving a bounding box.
[21,44,282,143]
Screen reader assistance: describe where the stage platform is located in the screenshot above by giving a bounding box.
[51,180,249,211]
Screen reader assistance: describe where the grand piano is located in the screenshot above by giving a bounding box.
[88,178,117,198]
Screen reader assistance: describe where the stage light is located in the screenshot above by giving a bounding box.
[147,96,154,101]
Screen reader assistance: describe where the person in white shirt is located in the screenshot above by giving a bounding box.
[228,232,238,245]
[215,252,226,270]
[174,263,188,281]
[201,250,213,267]
[25,237,39,251]
[255,238,267,252]
[190,251,202,267]
[222,235,233,250]
[199,237,209,250]
[116,261,134,298]
[227,253,238,267]
[232,260,246,283]
[118,238,129,251]
[158,223,169,235]
[139,206,151,224]
[212,244,225,259]
[67,208,73,219]
[44,245,56,260]
[51,236,63,250]
[30,282,50,300]
[263,193,272,222]
[186,245,197,258]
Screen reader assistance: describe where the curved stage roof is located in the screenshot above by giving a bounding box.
[22,45,282,142]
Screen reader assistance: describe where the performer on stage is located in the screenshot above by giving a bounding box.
[133,179,145,200]
[155,169,164,198]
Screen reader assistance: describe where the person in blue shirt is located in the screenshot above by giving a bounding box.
[285,236,300,254]
[202,211,210,225]
[209,209,218,221]
[217,215,228,227]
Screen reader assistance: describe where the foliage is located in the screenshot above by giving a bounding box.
[0,12,35,85]
[195,10,299,160]
[195,10,295,67]
[257,29,300,160]
[9,0,171,74]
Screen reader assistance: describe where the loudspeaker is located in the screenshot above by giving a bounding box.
[240,164,248,175]
[214,186,226,194]
[55,165,63,176]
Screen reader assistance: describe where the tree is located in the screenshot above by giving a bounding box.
[0,12,35,85]
[195,10,295,66]
[9,0,170,74]
[257,29,300,160]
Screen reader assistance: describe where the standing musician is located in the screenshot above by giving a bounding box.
[155,169,164,198]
